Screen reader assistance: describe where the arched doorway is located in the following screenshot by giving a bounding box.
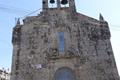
[54,67,76,80]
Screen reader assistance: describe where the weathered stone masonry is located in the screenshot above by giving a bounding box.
[11,0,120,80]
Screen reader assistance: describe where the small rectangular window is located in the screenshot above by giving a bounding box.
[58,32,64,52]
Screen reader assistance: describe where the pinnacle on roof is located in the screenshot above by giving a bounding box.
[16,18,20,25]
[99,13,104,21]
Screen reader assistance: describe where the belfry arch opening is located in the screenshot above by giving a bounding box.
[48,0,57,8]
[60,0,69,8]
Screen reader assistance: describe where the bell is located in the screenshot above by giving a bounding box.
[50,0,55,4]
[61,0,68,5]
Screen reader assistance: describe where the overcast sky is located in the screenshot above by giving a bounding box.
[0,0,120,75]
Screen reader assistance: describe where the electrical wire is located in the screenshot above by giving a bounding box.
[0,7,27,14]
[19,8,42,19]
[0,4,32,14]
[0,3,120,31]
[109,25,120,31]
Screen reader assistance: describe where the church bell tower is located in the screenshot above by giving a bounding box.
[11,0,120,80]
[42,0,76,11]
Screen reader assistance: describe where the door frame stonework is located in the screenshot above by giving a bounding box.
[54,67,76,80]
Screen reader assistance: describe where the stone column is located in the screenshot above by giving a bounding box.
[57,0,61,8]
[69,0,76,12]
[43,0,48,10]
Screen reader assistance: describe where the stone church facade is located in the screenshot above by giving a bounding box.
[11,0,120,80]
